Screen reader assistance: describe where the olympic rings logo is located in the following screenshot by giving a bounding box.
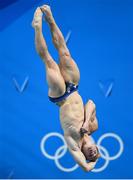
[40,132,124,173]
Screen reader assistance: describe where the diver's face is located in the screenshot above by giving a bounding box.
[84,144,99,162]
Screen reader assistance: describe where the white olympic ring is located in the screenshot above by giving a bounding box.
[97,133,124,161]
[40,132,124,173]
[55,145,79,172]
[40,132,67,160]
[92,145,110,173]
[40,132,78,172]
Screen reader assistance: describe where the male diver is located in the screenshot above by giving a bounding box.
[32,5,100,171]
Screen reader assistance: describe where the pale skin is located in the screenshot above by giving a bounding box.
[32,5,100,172]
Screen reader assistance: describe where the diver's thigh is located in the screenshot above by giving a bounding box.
[59,55,80,84]
[46,66,65,97]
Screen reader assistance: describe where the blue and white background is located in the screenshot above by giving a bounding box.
[0,0,133,179]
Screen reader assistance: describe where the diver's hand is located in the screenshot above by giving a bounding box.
[85,161,97,172]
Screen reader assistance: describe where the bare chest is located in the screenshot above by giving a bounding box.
[59,96,84,139]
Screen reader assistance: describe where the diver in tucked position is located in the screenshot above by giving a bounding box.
[32,5,100,171]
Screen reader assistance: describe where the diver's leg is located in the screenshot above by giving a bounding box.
[81,100,98,135]
[32,7,65,97]
[40,5,80,85]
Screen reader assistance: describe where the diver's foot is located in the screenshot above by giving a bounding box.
[40,5,54,24]
[32,7,43,30]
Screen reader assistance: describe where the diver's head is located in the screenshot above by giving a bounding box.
[82,144,100,162]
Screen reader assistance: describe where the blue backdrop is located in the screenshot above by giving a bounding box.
[0,0,133,178]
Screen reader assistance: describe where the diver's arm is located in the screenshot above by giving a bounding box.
[82,100,98,135]
[69,147,97,171]
[65,135,96,171]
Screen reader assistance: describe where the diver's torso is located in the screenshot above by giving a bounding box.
[59,91,84,140]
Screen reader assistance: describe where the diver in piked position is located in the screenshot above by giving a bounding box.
[32,5,100,171]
